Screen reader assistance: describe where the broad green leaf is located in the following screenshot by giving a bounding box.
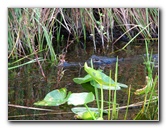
[90,81,121,90]
[81,80,127,92]
[84,62,128,89]
[73,70,103,84]
[67,92,95,106]
[84,62,115,85]
[34,88,71,106]
[73,74,92,84]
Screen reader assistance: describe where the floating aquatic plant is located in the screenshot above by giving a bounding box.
[34,88,71,106]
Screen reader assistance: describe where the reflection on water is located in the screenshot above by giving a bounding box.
[8,44,158,120]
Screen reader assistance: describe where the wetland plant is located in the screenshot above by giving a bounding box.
[34,58,128,120]
[134,40,158,120]
[73,58,128,120]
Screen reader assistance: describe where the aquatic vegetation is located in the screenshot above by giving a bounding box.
[68,92,95,106]
[73,59,128,120]
[71,107,108,120]
[33,41,158,120]
[9,8,158,120]
[34,59,128,120]
[34,88,71,106]
[134,40,158,120]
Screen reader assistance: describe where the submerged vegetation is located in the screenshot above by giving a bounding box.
[8,8,158,120]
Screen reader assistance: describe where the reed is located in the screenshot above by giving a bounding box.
[80,8,87,49]
[8,8,158,65]
[8,8,59,62]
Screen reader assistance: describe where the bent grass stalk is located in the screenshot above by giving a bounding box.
[8,58,45,70]
[113,23,152,54]
[121,23,152,49]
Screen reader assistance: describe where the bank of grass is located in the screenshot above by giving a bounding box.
[8,8,158,63]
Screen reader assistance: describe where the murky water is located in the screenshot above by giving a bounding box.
[8,43,158,120]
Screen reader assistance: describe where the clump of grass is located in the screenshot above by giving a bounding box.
[8,8,158,65]
[8,8,59,62]
[134,40,158,120]
[112,8,158,43]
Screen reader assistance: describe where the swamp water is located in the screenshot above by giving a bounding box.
[8,43,158,120]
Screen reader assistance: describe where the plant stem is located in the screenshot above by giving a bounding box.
[84,104,96,120]
[108,70,112,120]
[95,86,100,113]
[112,57,118,119]
[100,84,104,118]
[124,85,131,120]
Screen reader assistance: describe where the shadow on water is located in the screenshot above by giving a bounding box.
[8,43,158,120]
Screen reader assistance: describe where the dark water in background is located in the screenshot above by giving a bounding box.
[8,43,158,120]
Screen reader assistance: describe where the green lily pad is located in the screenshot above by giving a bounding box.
[34,88,71,106]
[72,107,107,120]
[67,92,95,106]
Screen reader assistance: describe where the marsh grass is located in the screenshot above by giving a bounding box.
[8,8,59,62]
[134,40,158,120]
[8,8,158,63]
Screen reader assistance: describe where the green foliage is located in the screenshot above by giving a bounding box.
[73,74,93,84]
[134,40,158,120]
[8,8,158,68]
[34,88,71,106]
[83,62,128,90]
[72,107,108,120]
[8,8,58,63]
[8,57,45,70]
[72,60,128,120]
[67,92,95,106]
